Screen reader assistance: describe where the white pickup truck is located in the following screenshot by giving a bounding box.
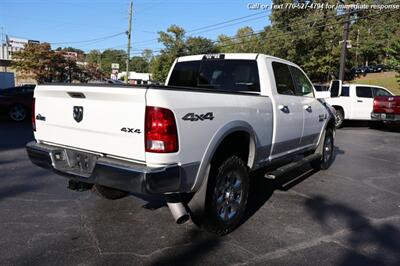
[322,84,393,128]
[27,53,336,235]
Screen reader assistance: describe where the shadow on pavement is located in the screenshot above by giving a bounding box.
[305,195,400,266]
[0,121,34,151]
[0,183,41,200]
[242,148,343,226]
[148,229,220,266]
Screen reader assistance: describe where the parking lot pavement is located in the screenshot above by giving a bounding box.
[0,121,399,266]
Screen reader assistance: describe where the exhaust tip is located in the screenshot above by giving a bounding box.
[167,202,190,224]
[176,214,190,224]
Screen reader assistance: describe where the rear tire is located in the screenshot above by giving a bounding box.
[93,184,129,200]
[334,109,344,129]
[198,156,250,236]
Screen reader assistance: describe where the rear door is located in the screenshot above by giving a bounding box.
[270,62,303,157]
[289,66,326,147]
[353,86,373,120]
[34,85,147,161]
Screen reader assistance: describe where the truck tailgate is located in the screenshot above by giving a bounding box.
[34,85,146,162]
[374,96,400,114]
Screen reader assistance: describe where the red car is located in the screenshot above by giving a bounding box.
[371,95,400,124]
[0,85,35,121]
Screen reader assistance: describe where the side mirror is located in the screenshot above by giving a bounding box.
[329,80,342,98]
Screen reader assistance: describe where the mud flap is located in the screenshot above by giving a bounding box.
[187,164,211,225]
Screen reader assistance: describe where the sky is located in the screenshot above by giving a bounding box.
[0,0,273,55]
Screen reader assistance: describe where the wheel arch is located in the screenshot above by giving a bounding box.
[191,121,258,192]
[332,105,345,117]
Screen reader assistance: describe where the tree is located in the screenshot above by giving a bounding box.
[12,43,68,83]
[218,27,261,53]
[86,49,102,66]
[98,49,126,75]
[141,49,154,63]
[386,38,400,86]
[129,56,149,73]
[151,25,218,83]
[186,36,218,54]
[151,25,187,83]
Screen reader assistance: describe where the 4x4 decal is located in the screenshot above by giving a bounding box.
[182,112,214,122]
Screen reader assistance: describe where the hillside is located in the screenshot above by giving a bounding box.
[349,72,400,95]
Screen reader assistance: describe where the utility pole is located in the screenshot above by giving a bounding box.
[355,29,359,67]
[1,26,4,60]
[339,8,350,81]
[125,0,133,84]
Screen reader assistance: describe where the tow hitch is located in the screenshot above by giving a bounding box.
[67,180,93,192]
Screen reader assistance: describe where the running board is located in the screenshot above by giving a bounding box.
[265,153,321,180]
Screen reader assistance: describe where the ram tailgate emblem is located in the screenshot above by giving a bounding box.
[73,106,84,123]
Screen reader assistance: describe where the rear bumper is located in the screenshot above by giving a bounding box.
[26,141,199,195]
[371,113,400,123]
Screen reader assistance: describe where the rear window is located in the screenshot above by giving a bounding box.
[168,59,260,93]
[356,86,373,98]
[341,86,349,97]
[272,62,296,95]
[373,88,391,96]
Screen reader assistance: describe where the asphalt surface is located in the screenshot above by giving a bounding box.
[0,121,399,266]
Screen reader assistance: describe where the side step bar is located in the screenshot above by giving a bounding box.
[265,153,321,180]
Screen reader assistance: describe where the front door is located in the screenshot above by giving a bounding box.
[353,86,373,120]
[289,66,327,147]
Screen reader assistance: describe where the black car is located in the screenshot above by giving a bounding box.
[370,64,386,73]
[0,85,35,121]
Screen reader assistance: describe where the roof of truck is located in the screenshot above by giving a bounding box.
[176,53,295,65]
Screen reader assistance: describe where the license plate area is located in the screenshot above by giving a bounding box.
[385,114,395,120]
[50,149,98,177]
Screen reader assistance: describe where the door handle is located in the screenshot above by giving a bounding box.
[304,105,312,112]
[357,100,363,103]
[278,105,290,113]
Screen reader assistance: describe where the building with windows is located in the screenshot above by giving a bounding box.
[0,35,40,60]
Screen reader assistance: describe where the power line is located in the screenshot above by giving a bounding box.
[213,8,399,52]
[130,10,269,46]
[186,11,269,34]
[126,6,400,55]
[49,32,126,45]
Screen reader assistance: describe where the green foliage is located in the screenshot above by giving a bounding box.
[386,38,400,86]
[12,43,103,83]
[186,37,219,55]
[150,25,218,83]
[216,0,399,82]
[12,43,66,83]
[129,56,149,73]
[99,49,126,74]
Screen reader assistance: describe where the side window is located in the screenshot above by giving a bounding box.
[341,86,349,97]
[373,88,391,96]
[272,62,296,95]
[356,86,373,98]
[290,66,314,97]
[168,61,201,87]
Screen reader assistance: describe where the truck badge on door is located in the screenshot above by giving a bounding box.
[73,106,84,123]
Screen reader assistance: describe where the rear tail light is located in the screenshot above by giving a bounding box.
[145,106,178,153]
[373,97,381,113]
[32,98,36,131]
